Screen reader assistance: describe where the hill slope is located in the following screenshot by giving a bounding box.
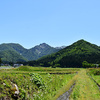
[0,43,27,63]
[0,43,60,63]
[35,39,100,67]
[0,50,27,63]
[28,43,60,60]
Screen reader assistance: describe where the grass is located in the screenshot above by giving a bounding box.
[70,69,100,100]
[87,68,100,75]
[53,73,78,100]
[38,73,75,100]
[0,66,78,100]
[92,75,100,85]
[0,73,36,99]
[2,66,100,100]
[88,68,100,88]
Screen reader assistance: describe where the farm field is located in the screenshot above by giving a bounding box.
[0,66,100,100]
[0,66,79,100]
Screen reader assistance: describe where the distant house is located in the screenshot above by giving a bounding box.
[94,64,99,67]
[13,64,23,67]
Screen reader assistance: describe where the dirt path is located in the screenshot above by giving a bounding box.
[57,82,75,100]
[56,73,78,100]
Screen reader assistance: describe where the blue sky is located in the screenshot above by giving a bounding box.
[0,0,100,48]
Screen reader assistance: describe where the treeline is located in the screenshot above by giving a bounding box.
[82,61,100,68]
[26,54,100,68]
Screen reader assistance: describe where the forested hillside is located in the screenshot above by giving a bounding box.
[0,43,60,63]
[0,50,27,63]
[31,39,100,67]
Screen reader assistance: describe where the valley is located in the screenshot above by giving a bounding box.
[1,39,100,100]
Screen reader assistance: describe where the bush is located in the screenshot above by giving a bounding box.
[29,73,45,89]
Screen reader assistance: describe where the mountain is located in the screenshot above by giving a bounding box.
[0,50,27,63]
[0,43,60,63]
[28,43,60,60]
[34,39,100,68]
[0,43,28,63]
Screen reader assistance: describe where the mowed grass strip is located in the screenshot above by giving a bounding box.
[70,70,100,100]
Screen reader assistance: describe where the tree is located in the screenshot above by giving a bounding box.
[0,58,2,66]
[98,64,100,68]
[53,64,61,68]
[82,61,90,68]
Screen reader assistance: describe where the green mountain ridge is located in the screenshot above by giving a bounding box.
[34,39,100,67]
[0,43,60,63]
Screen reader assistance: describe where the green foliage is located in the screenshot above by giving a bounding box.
[0,50,27,63]
[19,88,26,99]
[29,73,45,89]
[88,68,100,75]
[0,72,37,100]
[82,61,99,68]
[82,61,90,68]
[53,64,61,68]
[0,58,2,65]
[34,39,100,68]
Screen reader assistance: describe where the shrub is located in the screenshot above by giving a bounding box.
[29,73,45,89]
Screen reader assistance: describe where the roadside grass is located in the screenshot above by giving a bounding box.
[70,70,100,100]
